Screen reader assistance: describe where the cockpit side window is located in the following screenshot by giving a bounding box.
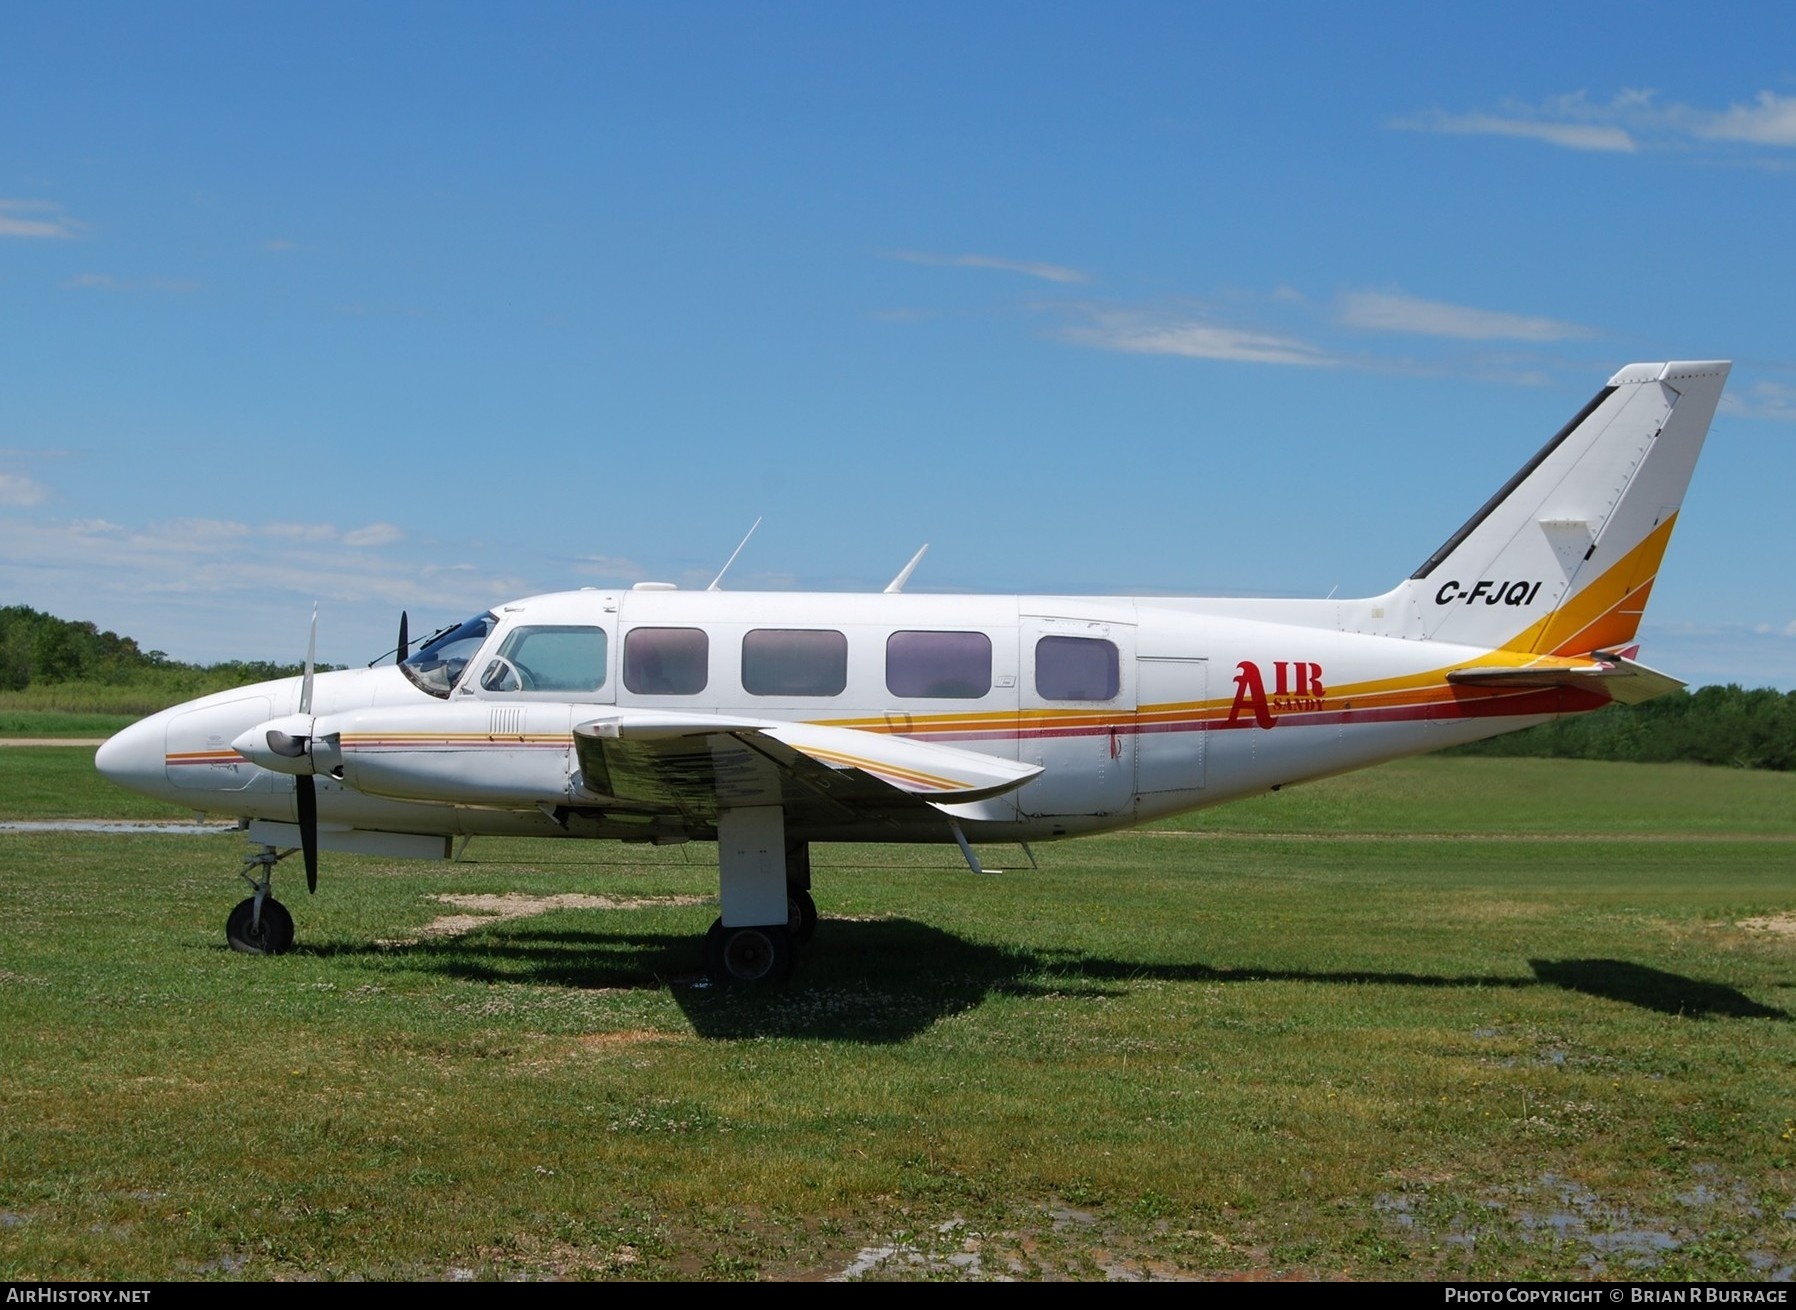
[400,612,497,699]
[478,625,608,694]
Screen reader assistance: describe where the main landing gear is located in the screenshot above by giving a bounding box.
[225,842,299,955]
[703,808,822,986]
[704,918,794,984]
[702,881,817,985]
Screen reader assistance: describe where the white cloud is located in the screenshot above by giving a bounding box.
[573,554,651,581]
[1393,108,1635,152]
[882,249,1090,284]
[1056,307,1336,366]
[259,521,403,546]
[263,522,340,542]
[1396,89,1796,158]
[0,514,531,631]
[0,473,48,506]
[1690,91,1796,146]
[871,307,936,324]
[1721,380,1796,423]
[342,523,403,548]
[1338,290,1593,342]
[0,200,80,239]
[65,273,199,294]
[165,518,253,543]
[1638,619,1796,690]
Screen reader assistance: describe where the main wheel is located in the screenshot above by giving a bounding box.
[226,896,296,955]
[703,919,795,984]
[787,886,818,945]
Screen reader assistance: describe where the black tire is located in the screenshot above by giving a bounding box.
[226,896,295,955]
[703,918,794,984]
[787,885,818,945]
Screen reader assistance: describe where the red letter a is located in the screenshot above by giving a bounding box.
[1226,661,1277,729]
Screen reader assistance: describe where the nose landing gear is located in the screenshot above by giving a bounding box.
[225,842,298,955]
[226,894,294,954]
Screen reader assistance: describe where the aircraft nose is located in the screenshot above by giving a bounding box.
[95,716,166,798]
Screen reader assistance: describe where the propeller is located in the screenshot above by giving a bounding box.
[229,604,339,895]
[297,605,318,893]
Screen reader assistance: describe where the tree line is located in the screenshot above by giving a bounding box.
[1444,683,1796,772]
[0,605,312,703]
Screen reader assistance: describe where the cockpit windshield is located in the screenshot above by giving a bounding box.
[399,612,497,698]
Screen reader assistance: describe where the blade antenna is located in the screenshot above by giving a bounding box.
[884,543,929,594]
[708,517,762,591]
[366,609,412,669]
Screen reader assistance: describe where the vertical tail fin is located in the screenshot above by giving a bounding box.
[1379,361,1729,655]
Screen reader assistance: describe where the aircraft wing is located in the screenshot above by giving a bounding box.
[1445,650,1685,706]
[571,712,1042,831]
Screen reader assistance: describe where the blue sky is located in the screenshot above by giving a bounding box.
[3,2,1793,688]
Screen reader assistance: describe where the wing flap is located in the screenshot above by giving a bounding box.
[571,711,1040,830]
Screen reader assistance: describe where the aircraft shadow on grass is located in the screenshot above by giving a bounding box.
[299,916,1787,1041]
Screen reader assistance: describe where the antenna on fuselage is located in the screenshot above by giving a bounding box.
[368,610,411,668]
[884,543,929,594]
[708,517,762,591]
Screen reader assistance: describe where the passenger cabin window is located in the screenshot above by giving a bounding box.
[742,629,847,697]
[1035,635,1119,701]
[479,625,607,693]
[624,627,709,695]
[886,630,992,699]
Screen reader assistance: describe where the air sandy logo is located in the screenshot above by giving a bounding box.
[1226,660,1325,729]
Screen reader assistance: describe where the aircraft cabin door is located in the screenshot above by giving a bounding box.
[1135,657,1207,795]
[1015,616,1136,819]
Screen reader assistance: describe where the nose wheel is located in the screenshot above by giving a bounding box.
[225,841,300,955]
[226,895,295,955]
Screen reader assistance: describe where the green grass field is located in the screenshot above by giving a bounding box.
[1,748,1792,1280]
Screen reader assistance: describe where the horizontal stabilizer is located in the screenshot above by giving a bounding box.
[1446,651,1685,705]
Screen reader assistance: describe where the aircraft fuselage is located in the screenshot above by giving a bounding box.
[99,586,1572,850]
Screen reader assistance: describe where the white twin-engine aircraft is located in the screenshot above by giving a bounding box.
[96,361,1730,983]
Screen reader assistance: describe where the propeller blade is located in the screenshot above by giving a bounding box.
[297,774,318,894]
[397,611,410,664]
[300,604,317,716]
